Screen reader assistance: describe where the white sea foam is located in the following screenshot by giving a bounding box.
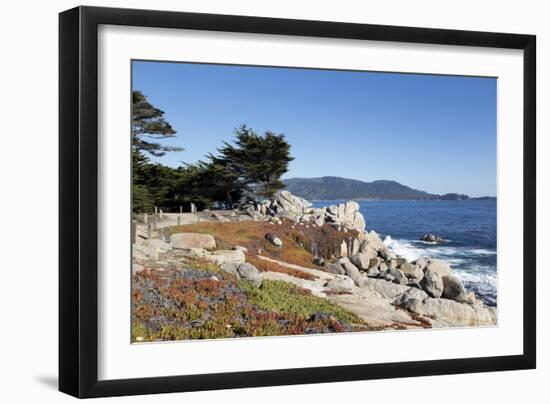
[454,266,497,288]
[383,236,424,262]
[384,236,496,262]
[468,249,497,256]
[383,236,497,304]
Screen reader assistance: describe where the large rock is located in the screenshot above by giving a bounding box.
[171,233,216,250]
[393,287,429,313]
[400,262,424,283]
[359,231,386,252]
[265,233,283,247]
[325,276,355,294]
[344,200,360,216]
[420,298,496,327]
[134,238,172,260]
[413,257,429,271]
[235,262,262,287]
[442,275,470,303]
[386,267,408,285]
[361,277,410,300]
[350,252,377,270]
[220,262,262,287]
[420,268,444,298]
[271,190,312,214]
[336,257,364,286]
[350,212,366,232]
[424,260,453,277]
[323,200,366,231]
[208,249,246,265]
[219,262,240,277]
[323,263,345,275]
[178,248,246,266]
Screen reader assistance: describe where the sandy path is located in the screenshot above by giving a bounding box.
[134,212,216,240]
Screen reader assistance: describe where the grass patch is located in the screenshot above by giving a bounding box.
[132,268,366,342]
[170,220,358,269]
[240,280,363,325]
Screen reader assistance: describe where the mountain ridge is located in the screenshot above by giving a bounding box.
[283,176,494,201]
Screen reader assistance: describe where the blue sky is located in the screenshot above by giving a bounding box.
[132,61,496,197]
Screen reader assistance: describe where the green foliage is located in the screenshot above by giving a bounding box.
[131,267,366,342]
[178,158,244,209]
[133,184,154,213]
[132,90,182,157]
[130,91,293,211]
[217,125,294,197]
[241,280,362,325]
[132,147,184,212]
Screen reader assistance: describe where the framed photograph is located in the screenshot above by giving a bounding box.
[59,6,536,398]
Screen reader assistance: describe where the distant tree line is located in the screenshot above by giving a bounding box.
[132,91,294,213]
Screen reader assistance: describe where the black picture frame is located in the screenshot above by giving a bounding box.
[59,5,536,398]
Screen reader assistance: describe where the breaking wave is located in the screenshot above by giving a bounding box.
[383,235,497,306]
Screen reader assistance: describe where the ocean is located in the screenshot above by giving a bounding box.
[313,199,497,307]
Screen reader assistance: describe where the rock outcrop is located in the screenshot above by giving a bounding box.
[221,262,263,287]
[135,190,496,332]
[176,248,245,266]
[240,190,367,233]
[419,268,444,298]
[271,190,312,214]
[323,201,366,231]
[319,229,494,326]
[171,233,216,250]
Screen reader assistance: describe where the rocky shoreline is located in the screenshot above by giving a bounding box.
[133,191,496,339]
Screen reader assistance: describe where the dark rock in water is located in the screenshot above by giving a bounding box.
[420,233,444,243]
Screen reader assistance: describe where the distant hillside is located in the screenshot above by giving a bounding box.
[283,176,494,201]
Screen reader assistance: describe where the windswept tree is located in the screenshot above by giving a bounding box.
[132,90,183,156]
[132,90,182,212]
[217,125,294,197]
[197,154,244,208]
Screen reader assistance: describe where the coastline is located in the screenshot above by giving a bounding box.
[132,191,497,342]
[310,197,497,202]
